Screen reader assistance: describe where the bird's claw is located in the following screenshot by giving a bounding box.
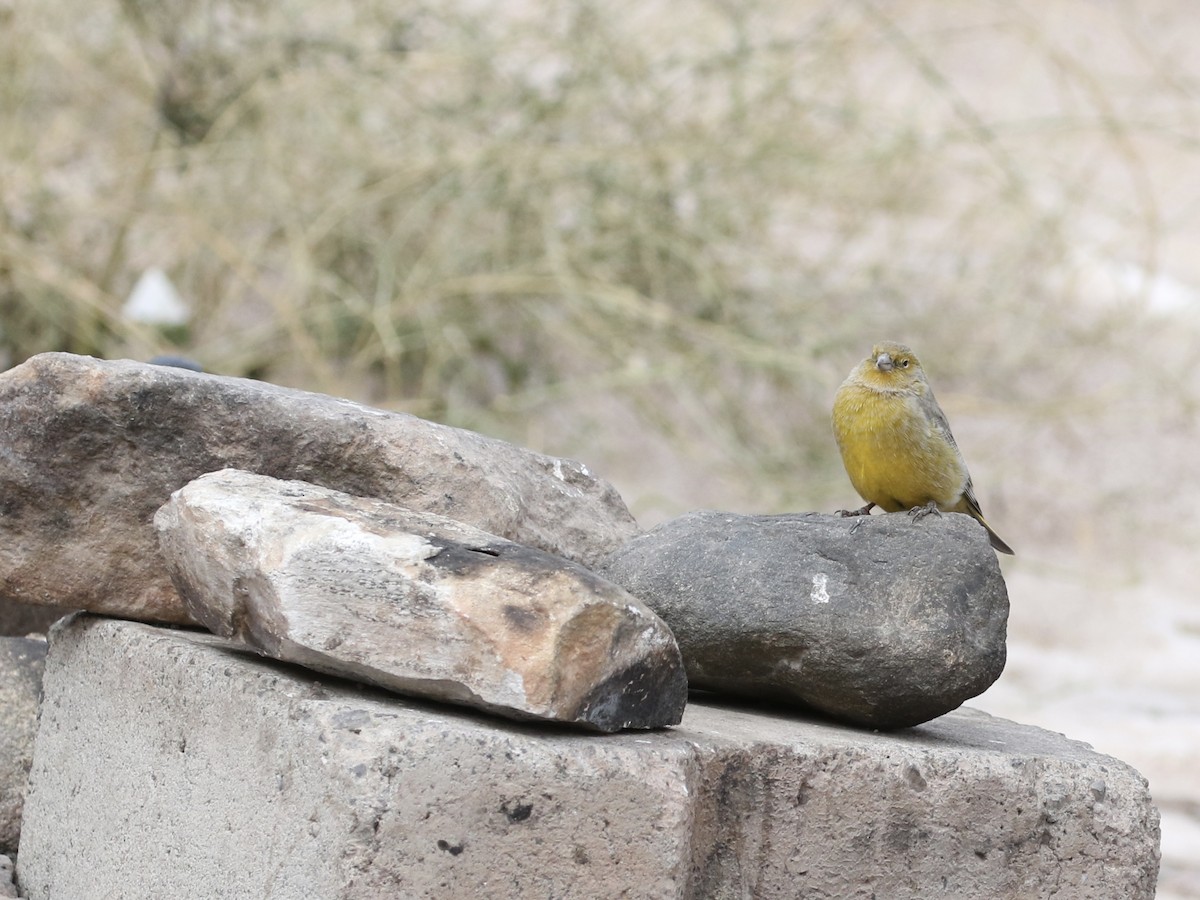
[908,502,941,522]
[837,503,875,518]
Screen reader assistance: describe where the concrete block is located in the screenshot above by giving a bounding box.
[18,616,1160,899]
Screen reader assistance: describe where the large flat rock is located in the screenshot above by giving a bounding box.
[18,616,1159,899]
[0,353,637,623]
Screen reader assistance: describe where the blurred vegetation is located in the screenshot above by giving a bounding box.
[3,0,1199,545]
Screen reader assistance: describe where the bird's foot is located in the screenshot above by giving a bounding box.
[907,501,941,522]
[837,502,876,518]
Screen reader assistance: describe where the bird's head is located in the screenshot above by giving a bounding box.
[856,341,926,391]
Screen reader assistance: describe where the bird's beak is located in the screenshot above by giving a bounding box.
[875,352,893,372]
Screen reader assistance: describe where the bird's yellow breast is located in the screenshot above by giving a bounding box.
[832,383,967,512]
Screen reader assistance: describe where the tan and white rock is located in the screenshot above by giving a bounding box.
[155,469,685,731]
[0,353,638,624]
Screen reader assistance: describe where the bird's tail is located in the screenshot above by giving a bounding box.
[975,514,1014,555]
[960,491,1014,555]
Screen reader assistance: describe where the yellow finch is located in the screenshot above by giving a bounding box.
[831,341,1013,555]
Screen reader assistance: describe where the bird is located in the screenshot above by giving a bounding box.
[831,341,1014,555]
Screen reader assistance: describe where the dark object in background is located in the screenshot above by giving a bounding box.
[148,355,204,372]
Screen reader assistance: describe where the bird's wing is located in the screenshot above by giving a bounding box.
[961,476,985,518]
[919,387,961,453]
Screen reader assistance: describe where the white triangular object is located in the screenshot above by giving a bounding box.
[123,268,190,326]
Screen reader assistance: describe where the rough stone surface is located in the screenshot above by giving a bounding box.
[0,352,637,623]
[600,509,1009,729]
[18,616,1158,900]
[155,469,685,731]
[0,855,14,899]
[0,637,47,856]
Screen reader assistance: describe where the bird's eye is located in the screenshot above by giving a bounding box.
[900,359,910,368]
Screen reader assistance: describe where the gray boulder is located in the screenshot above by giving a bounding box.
[0,353,637,624]
[0,636,47,855]
[600,509,1008,729]
[155,469,685,731]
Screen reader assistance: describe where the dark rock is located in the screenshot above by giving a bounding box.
[0,353,637,624]
[155,469,685,731]
[147,354,204,372]
[599,510,1009,729]
[0,599,65,637]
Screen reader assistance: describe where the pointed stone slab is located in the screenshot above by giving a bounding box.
[154,469,685,731]
[0,353,637,624]
[600,510,1009,730]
